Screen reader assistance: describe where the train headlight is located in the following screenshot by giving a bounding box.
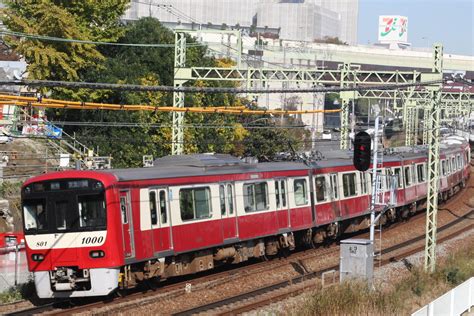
[89,250,105,258]
[31,254,44,261]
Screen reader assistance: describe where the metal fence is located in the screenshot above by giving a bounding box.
[0,245,31,293]
[412,277,473,316]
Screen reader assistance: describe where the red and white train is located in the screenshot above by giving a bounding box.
[21,139,470,298]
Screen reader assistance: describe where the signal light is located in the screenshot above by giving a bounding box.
[353,131,372,172]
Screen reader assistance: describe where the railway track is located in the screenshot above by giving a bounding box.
[7,180,474,315]
[8,209,473,316]
[5,302,57,316]
[173,218,474,316]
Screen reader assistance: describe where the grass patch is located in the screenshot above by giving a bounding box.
[297,239,474,315]
[0,288,23,304]
[0,281,35,305]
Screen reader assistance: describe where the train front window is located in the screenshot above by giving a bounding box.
[77,195,106,229]
[22,179,107,234]
[23,200,47,232]
[55,201,68,230]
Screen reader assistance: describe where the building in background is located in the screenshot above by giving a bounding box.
[313,0,359,45]
[124,0,258,30]
[256,1,340,42]
[123,0,359,44]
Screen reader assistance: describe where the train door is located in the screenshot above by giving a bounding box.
[275,179,290,229]
[150,188,173,253]
[219,183,238,240]
[119,191,134,258]
[329,173,341,218]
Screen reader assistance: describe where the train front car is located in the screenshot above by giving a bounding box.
[21,171,122,298]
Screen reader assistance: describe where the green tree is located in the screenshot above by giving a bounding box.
[52,18,248,167]
[2,0,129,80]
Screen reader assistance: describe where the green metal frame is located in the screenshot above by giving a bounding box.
[424,44,443,273]
[172,30,472,158]
[172,32,187,155]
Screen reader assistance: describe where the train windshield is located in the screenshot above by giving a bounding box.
[22,179,107,234]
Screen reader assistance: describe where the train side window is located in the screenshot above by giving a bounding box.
[227,184,234,214]
[359,172,367,195]
[385,169,392,191]
[294,179,308,206]
[280,180,287,207]
[417,164,425,183]
[315,176,326,202]
[342,173,357,197]
[244,182,269,212]
[393,167,403,188]
[330,174,338,199]
[179,187,211,221]
[219,185,226,215]
[404,166,412,186]
[275,181,280,208]
[457,155,462,170]
[149,191,158,225]
[120,197,128,224]
[159,190,167,224]
[451,157,456,172]
[446,158,451,174]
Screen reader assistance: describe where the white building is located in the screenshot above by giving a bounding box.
[123,0,359,44]
[256,1,340,42]
[313,0,359,45]
[124,0,258,29]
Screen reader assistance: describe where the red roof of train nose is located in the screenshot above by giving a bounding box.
[22,170,118,188]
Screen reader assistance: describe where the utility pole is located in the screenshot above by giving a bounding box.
[369,115,381,242]
[424,43,443,273]
[171,32,187,155]
[340,62,352,150]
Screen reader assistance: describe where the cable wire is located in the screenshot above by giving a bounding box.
[0,78,448,94]
[0,30,204,48]
[0,98,341,114]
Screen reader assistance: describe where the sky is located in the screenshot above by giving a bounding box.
[358,0,474,56]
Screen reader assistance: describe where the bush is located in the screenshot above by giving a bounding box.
[0,281,35,304]
[298,239,474,315]
[0,288,22,304]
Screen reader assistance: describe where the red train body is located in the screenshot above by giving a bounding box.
[21,140,471,298]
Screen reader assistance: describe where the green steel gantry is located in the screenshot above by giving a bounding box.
[171,29,437,154]
[424,44,443,273]
[171,32,186,155]
[172,30,473,271]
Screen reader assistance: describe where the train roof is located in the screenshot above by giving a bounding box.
[101,156,309,181]
[102,146,460,181]
[99,140,468,182]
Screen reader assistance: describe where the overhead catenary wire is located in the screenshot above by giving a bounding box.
[0,30,204,48]
[18,120,309,129]
[0,78,448,94]
[13,116,463,134]
[6,129,444,145]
